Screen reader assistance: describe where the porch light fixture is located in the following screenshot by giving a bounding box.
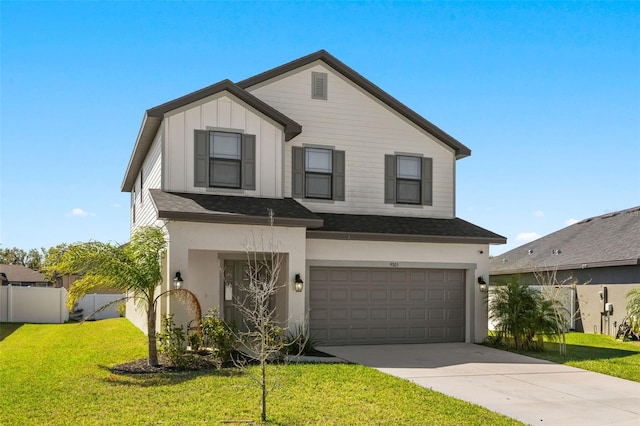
[477,276,488,292]
[173,271,184,289]
[294,274,304,292]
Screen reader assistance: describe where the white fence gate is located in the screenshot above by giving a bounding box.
[0,285,124,323]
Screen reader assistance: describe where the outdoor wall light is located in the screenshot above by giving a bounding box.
[477,276,488,292]
[173,271,184,289]
[294,274,304,292]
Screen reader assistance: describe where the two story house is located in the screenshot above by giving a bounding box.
[122,50,505,345]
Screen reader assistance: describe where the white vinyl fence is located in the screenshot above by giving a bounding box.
[0,285,124,323]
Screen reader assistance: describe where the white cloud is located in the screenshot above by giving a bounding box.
[533,210,544,217]
[565,218,579,226]
[516,232,541,242]
[68,208,95,217]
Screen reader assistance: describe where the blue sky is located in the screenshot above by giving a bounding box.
[1,1,639,255]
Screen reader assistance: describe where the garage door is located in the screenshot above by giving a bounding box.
[309,267,465,345]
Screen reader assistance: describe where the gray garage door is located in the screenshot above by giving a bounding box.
[309,267,465,345]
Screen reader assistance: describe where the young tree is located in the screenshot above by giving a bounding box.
[43,226,201,366]
[533,268,578,356]
[229,212,304,423]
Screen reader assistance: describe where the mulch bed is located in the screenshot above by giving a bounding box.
[111,354,221,374]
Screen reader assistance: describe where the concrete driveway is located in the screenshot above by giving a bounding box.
[319,343,640,426]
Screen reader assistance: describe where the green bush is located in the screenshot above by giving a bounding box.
[489,276,560,351]
[201,308,234,365]
[156,314,188,368]
[281,324,317,356]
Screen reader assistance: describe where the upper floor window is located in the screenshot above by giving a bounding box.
[210,132,242,188]
[292,146,345,201]
[385,154,433,206]
[194,129,255,190]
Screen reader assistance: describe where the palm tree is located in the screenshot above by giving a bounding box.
[627,287,640,333]
[44,226,200,366]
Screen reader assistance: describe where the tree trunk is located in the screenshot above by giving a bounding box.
[261,358,267,422]
[147,306,159,366]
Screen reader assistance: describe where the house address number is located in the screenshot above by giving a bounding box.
[389,262,399,268]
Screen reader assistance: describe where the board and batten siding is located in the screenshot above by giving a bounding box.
[247,63,456,218]
[163,92,284,198]
[131,127,163,232]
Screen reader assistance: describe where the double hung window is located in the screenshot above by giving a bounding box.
[385,154,433,206]
[210,132,242,188]
[292,146,345,201]
[194,129,255,190]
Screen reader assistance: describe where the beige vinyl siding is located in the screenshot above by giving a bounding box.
[163,92,284,197]
[248,63,455,218]
[131,127,163,232]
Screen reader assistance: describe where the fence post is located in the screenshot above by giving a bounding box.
[7,285,12,322]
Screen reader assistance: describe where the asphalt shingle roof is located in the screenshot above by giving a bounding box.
[150,190,323,227]
[149,190,506,244]
[490,206,640,274]
[310,213,506,243]
[0,264,47,283]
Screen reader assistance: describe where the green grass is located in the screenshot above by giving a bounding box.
[506,332,640,382]
[0,319,521,425]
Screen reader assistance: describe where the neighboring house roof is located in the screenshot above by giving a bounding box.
[122,80,302,192]
[237,50,471,160]
[122,50,471,192]
[309,213,506,244]
[150,189,505,244]
[490,206,640,275]
[149,189,324,228]
[0,264,48,283]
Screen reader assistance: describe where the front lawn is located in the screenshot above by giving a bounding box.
[508,332,640,382]
[0,319,520,425]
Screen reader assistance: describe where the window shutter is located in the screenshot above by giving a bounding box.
[292,146,305,198]
[333,150,345,201]
[194,130,209,187]
[241,134,256,190]
[421,157,433,206]
[384,155,396,204]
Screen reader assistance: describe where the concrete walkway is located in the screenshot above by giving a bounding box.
[319,343,640,426]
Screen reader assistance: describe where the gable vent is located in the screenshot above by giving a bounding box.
[312,72,328,100]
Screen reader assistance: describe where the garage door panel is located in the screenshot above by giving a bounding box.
[310,267,465,345]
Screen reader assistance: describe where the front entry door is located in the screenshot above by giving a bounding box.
[222,259,275,332]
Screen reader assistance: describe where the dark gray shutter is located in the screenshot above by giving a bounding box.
[312,72,328,100]
[194,130,209,187]
[384,155,396,204]
[241,134,256,190]
[421,157,433,206]
[292,146,305,198]
[333,150,345,201]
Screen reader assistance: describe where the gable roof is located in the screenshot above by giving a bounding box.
[123,50,471,192]
[237,50,471,160]
[490,206,640,275]
[309,213,506,244]
[0,264,48,283]
[121,80,302,192]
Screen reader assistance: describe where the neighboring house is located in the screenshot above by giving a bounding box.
[490,206,640,335]
[54,273,121,294]
[122,50,505,345]
[0,264,51,287]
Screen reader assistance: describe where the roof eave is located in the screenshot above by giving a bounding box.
[121,112,162,192]
[490,258,640,276]
[307,230,505,244]
[157,210,324,228]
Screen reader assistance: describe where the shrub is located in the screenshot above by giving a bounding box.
[281,324,316,356]
[489,276,561,351]
[156,314,188,368]
[627,287,640,333]
[201,308,234,365]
